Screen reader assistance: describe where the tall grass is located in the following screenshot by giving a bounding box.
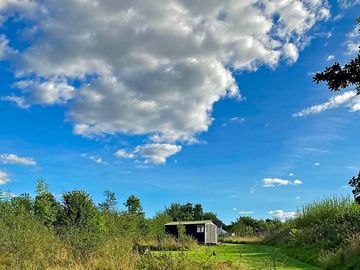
[296,196,358,227]
[265,196,360,268]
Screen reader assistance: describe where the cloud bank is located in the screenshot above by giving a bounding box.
[0,0,329,163]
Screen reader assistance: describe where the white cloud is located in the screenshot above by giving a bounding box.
[293,179,303,185]
[269,209,298,221]
[293,91,357,117]
[222,116,245,127]
[0,0,329,158]
[283,43,299,63]
[337,0,360,9]
[115,143,181,164]
[0,170,10,185]
[326,54,335,61]
[239,211,254,215]
[13,79,75,105]
[0,35,13,59]
[1,95,29,109]
[345,23,359,55]
[115,149,135,159]
[0,191,16,198]
[81,153,104,164]
[314,162,320,166]
[289,172,294,176]
[263,177,303,187]
[232,208,237,211]
[0,153,36,165]
[134,143,181,164]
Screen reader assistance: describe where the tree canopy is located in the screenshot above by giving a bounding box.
[313,18,360,93]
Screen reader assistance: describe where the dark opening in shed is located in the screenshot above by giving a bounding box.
[165,220,218,245]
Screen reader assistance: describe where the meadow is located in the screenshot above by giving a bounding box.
[1,179,360,269]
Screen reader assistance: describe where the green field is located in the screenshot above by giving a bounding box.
[185,244,321,270]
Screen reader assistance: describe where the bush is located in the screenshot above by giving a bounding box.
[0,197,64,269]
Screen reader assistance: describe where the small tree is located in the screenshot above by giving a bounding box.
[34,178,61,227]
[349,172,360,205]
[124,195,143,215]
[60,190,105,258]
[98,190,117,213]
[193,204,204,220]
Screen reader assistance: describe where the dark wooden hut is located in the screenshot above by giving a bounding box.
[165,220,218,244]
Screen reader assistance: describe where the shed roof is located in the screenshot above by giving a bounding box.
[165,220,217,226]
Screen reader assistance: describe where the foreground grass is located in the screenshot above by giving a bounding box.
[185,244,321,270]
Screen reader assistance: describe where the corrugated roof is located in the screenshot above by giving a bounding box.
[165,220,216,226]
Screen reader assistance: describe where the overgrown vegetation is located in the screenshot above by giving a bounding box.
[2,178,360,269]
[2,179,278,270]
[264,196,360,269]
[0,179,227,270]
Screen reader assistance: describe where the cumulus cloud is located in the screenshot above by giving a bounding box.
[314,162,320,166]
[0,0,329,159]
[0,153,36,165]
[13,79,75,105]
[115,143,181,164]
[263,177,303,187]
[293,91,358,117]
[269,209,298,221]
[1,95,29,109]
[134,143,182,164]
[0,170,10,185]
[115,149,135,159]
[326,54,335,61]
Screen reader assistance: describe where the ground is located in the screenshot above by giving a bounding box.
[187,243,321,270]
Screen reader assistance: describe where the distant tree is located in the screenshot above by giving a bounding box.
[98,190,117,212]
[59,190,105,258]
[10,193,33,213]
[165,203,199,221]
[349,172,360,205]
[181,203,195,221]
[124,195,143,215]
[313,18,360,93]
[193,204,204,220]
[60,190,99,227]
[165,203,182,221]
[34,179,61,227]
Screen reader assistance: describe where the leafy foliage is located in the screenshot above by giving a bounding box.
[99,190,117,212]
[349,172,360,204]
[125,194,144,215]
[313,18,360,93]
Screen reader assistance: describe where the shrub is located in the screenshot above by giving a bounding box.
[0,197,63,269]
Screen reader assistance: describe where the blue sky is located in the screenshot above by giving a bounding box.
[0,0,359,223]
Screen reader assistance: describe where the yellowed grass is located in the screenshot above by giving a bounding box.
[221,236,264,244]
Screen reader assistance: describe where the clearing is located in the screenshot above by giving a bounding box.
[186,243,321,269]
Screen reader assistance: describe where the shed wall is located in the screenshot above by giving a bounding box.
[205,223,217,244]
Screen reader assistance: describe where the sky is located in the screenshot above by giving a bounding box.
[0,0,359,223]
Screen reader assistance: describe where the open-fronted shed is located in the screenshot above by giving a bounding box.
[165,220,217,244]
